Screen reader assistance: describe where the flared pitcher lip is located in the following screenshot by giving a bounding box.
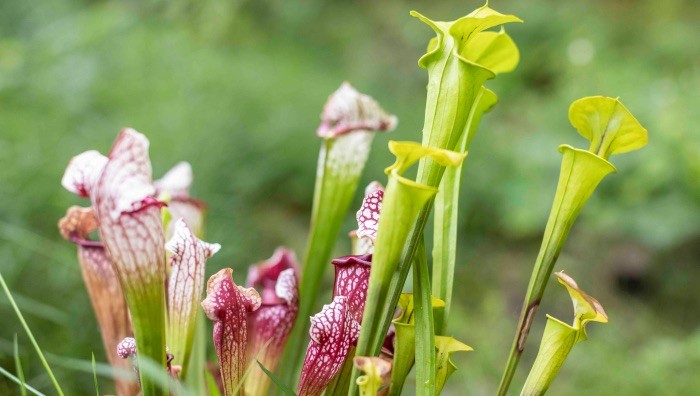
[410,8,521,79]
[557,144,618,174]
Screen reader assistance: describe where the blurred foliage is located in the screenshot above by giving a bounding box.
[0,0,698,394]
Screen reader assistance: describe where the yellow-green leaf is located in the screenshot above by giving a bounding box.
[569,96,648,160]
[434,336,472,395]
[460,29,519,75]
[354,357,391,396]
[385,141,466,179]
[409,3,521,187]
[388,293,445,396]
[520,272,608,395]
[555,271,608,341]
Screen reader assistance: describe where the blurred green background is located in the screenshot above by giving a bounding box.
[1,0,699,394]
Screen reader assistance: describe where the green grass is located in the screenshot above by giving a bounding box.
[0,272,63,395]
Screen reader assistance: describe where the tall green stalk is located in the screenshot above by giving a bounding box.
[353,1,522,367]
[126,280,167,396]
[427,16,521,335]
[293,135,368,359]
[350,142,464,396]
[432,87,499,334]
[497,97,648,395]
[280,83,396,386]
[348,8,523,395]
[389,293,446,396]
[412,240,436,396]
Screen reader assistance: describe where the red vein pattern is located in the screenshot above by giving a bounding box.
[354,183,384,254]
[356,189,383,242]
[59,206,136,396]
[202,268,261,396]
[91,129,166,296]
[166,219,221,368]
[332,254,372,323]
[89,129,168,390]
[61,128,183,392]
[245,248,300,395]
[298,296,361,396]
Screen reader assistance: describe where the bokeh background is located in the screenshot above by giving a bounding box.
[1,0,699,394]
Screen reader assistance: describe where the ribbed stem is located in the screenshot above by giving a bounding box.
[497,147,615,395]
[126,278,167,396]
[412,240,436,396]
[281,135,370,388]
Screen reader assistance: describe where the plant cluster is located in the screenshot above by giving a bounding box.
[0,3,648,396]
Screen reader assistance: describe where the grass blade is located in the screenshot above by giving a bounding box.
[0,293,70,325]
[46,352,132,381]
[256,360,296,396]
[91,353,99,396]
[231,353,259,395]
[232,338,274,395]
[205,368,222,396]
[14,334,27,396]
[0,271,64,396]
[0,366,45,396]
[139,357,195,396]
[183,313,207,394]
